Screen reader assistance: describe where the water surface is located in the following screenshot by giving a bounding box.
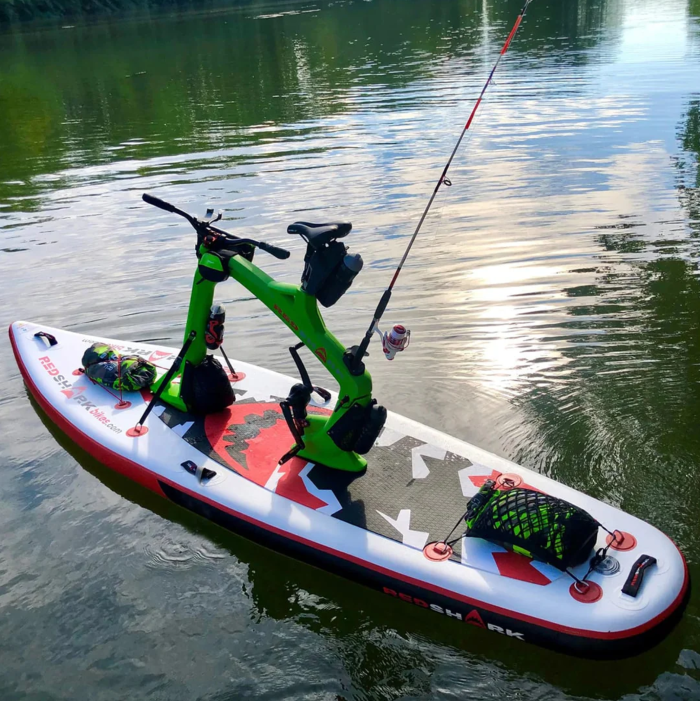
[2,0,700,698]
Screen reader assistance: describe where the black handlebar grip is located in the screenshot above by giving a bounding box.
[257,241,291,260]
[142,192,176,213]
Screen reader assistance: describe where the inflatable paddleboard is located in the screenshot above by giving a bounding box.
[10,320,689,658]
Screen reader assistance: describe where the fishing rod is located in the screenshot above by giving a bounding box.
[349,0,534,373]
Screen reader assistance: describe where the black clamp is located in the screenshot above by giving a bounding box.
[279,383,312,465]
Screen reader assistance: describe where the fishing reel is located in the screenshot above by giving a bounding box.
[374,324,410,360]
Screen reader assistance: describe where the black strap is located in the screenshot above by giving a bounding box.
[278,401,305,465]
[289,342,331,402]
[133,331,196,431]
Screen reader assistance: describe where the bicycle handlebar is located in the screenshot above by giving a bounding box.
[256,240,291,260]
[143,193,179,215]
[142,192,290,259]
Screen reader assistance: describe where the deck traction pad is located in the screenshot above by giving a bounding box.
[158,398,473,559]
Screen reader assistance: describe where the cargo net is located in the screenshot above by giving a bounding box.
[465,487,600,572]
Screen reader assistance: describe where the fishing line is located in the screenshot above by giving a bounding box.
[350,0,534,371]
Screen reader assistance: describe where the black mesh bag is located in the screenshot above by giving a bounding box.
[466,487,600,571]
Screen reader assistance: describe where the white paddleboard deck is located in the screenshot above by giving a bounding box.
[10,320,689,657]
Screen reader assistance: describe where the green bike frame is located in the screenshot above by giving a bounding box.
[154,244,373,472]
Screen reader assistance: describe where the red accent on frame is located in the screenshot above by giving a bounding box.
[9,324,690,643]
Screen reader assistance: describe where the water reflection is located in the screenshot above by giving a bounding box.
[511,98,700,544]
[2,0,700,698]
[0,0,620,210]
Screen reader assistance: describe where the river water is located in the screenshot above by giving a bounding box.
[1,0,700,697]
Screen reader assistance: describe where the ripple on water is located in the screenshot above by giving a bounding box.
[144,538,227,571]
[1,0,700,698]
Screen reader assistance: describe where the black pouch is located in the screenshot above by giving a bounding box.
[301,241,363,308]
[302,241,346,296]
[327,400,387,455]
[466,487,599,571]
[316,252,363,308]
[180,355,234,415]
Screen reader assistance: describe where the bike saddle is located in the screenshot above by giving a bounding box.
[287,221,352,249]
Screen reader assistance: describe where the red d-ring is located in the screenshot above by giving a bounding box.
[569,580,603,603]
[72,368,84,376]
[126,425,148,438]
[114,401,131,410]
[496,473,522,490]
[606,531,637,552]
[423,541,453,562]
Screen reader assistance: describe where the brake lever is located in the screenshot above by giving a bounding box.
[202,208,223,225]
[201,222,291,260]
[143,195,289,261]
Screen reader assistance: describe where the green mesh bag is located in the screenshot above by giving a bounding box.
[465,486,600,571]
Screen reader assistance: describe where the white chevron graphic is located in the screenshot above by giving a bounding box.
[299,463,342,515]
[377,509,429,549]
[171,421,194,437]
[411,443,446,479]
[375,427,405,447]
